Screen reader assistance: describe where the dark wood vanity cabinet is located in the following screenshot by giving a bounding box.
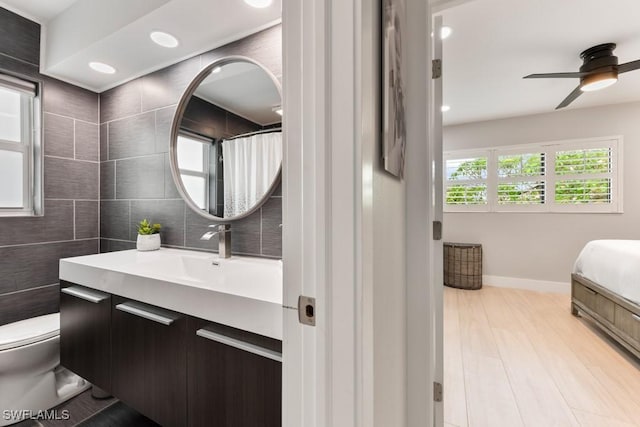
[187,317,282,427]
[111,296,187,427]
[59,281,112,393]
[60,283,282,427]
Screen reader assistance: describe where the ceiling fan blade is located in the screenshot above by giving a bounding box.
[523,72,586,79]
[618,59,640,74]
[556,86,583,110]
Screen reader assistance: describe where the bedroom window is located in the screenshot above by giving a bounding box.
[496,150,546,210]
[444,136,622,213]
[0,73,42,217]
[445,153,489,211]
[554,146,613,206]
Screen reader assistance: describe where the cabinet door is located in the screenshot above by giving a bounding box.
[59,282,111,392]
[112,297,187,427]
[187,317,282,427]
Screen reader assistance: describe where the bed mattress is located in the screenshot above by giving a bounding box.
[573,240,640,305]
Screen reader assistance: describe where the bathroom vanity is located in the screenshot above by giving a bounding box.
[59,248,282,427]
[58,52,285,427]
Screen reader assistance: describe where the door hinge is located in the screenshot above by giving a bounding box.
[298,295,316,326]
[433,221,442,241]
[432,59,442,79]
[434,381,443,402]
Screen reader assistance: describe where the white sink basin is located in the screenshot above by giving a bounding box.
[59,248,283,339]
[129,251,282,303]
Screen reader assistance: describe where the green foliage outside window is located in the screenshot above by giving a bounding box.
[446,157,487,205]
[446,148,611,206]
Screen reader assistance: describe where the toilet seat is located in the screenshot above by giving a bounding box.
[0,313,59,351]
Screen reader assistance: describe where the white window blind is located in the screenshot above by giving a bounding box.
[554,146,612,206]
[496,151,546,210]
[0,73,41,216]
[445,153,489,211]
[444,137,622,213]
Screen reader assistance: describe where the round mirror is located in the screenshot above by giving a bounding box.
[170,57,282,221]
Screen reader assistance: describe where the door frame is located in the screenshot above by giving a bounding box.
[281,0,360,425]
[282,1,435,425]
[405,0,436,424]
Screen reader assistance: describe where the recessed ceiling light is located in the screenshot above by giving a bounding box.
[244,0,273,8]
[89,62,116,74]
[441,105,451,112]
[150,31,179,48]
[212,66,222,74]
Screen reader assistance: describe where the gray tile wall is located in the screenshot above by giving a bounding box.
[0,8,100,326]
[99,25,282,258]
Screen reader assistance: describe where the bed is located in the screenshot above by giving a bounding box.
[572,240,640,359]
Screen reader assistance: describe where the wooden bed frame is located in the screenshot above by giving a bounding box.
[571,273,640,359]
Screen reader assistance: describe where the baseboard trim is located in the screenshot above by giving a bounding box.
[483,275,570,294]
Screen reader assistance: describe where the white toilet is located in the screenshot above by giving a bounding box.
[0,313,90,426]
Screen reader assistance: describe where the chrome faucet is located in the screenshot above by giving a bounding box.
[200,224,231,261]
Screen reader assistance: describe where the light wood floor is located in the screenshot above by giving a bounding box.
[444,286,640,427]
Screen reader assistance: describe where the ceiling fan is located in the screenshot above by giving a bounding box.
[523,43,640,110]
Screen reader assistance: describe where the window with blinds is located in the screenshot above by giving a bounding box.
[444,137,622,213]
[0,73,42,216]
[497,152,545,207]
[554,147,612,205]
[445,154,488,210]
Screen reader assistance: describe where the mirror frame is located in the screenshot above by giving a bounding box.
[170,56,283,222]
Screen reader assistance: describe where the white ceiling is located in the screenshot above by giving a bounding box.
[194,61,281,125]
[0,0,78,23]
[1,0,281,92]
[440,0,640,125]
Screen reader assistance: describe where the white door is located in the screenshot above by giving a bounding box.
[431,15,445,427]
[281,0,360,426]
[282,0,435,426]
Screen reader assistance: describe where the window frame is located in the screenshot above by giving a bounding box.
[444,136,623,214]
[0,72,42,217]
[444,149,490,212]
[493,146,547,213]
[177,130,212,211]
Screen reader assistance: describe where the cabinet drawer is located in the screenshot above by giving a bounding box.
[60,283,111,392]
[187,317,282,427]
[614,305,640,344]
[574,282,598,311]
[112,298,187,427]
[574,281,615,323]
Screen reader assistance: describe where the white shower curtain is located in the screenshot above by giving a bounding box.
[222,131,282,217]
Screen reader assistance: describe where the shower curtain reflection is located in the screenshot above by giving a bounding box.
[222,131,282,218]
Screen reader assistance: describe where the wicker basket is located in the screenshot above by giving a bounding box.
[444,242,482,290]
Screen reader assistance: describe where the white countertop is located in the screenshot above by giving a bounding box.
[59,248,283,340]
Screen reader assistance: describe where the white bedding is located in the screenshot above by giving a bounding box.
[573,240,640,305]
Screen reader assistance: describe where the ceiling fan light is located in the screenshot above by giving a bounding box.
[244,0,273,8]
[580,71,618,92]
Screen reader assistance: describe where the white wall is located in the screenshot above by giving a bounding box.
[443,101,640,286]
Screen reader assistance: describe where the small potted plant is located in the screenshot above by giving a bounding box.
[136,219,162,251]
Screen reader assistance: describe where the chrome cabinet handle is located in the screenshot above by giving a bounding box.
[632,313,640,322]
[196,328,282,363]
[583,287,597,296]
[115,302,179,326]
[61,286,109,304]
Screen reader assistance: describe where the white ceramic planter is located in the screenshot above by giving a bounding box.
[137,234,161,251]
